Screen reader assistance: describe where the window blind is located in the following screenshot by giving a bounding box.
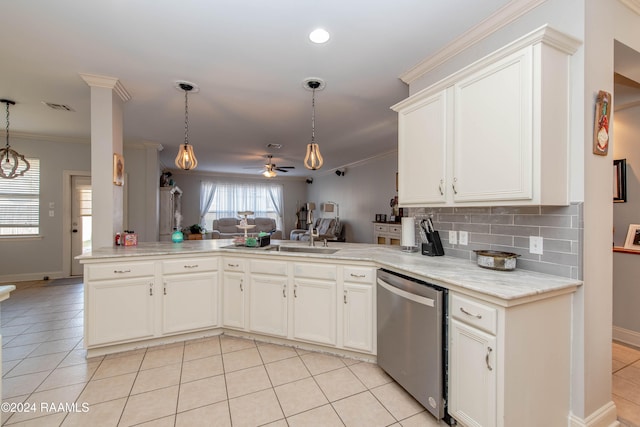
[0,158,40,235]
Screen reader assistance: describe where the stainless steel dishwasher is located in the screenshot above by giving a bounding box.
[376,268,447,421]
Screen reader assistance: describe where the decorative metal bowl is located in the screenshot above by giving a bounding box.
[473,250,520,271]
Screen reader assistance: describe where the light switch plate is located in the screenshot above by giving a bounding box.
[49,210,55,217]
[459,231,468,245]
[449,230,457,245]
[530,236,543,254]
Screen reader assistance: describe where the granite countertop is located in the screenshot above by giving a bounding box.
[78,240,581,303]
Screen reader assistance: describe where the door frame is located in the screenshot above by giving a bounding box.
[62,170,90,277]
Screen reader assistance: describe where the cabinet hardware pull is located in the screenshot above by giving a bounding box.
[294,284,297,298]
[460,306,482,319]
[184,264,198,269]
[149,283,153,296]
[114,269,131,274]
[486,346,493,371]
[452,178,458,195]
[344,290,348,304]
[228,263,239,268]
[439,179,444,196]
[163,285,167,295]
[350,273,366,278]
[283,285,286,298]
[240,279,244,292]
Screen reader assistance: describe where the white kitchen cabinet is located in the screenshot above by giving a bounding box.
[222,270,246,330]
[392,26,580,207]
[293,262,337,346]
[161,257,219,335]
[249,259,289,337]
[342,267,375,353]
[373,223,402,246]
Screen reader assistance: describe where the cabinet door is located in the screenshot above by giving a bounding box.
[449,319,497,427]
[222,271,246,329]
[293,279,336,346]
[397,90,447,205]
[86,278,155,346]
[249,275,288,337]
[162,273,218,335]
[342,283,373,353]
[453,47,533,203]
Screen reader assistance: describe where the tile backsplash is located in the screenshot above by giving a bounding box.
[409,203,583,279]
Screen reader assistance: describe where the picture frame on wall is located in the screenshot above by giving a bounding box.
[614,159,627,203]
[623,224,640,250]
[113,153,124,186]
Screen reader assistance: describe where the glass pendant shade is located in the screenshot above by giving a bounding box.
[175,143,198,170]
[304,142,323,170]
[262,169,277,178]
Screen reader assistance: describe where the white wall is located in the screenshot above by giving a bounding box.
[306,152,398,243]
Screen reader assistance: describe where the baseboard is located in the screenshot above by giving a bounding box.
[613,325,640,348]
[0,271,65,284]
[569,401,620,427]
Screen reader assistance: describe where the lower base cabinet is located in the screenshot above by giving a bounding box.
[162,273,218,335]
[222,267,246,329]
[342,282,374,353]
[293,278,337,346]
[249,275,288,337]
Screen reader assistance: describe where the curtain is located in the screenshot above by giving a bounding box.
[199,181,217,225]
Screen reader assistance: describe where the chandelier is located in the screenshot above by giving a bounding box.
[303,79,324,170]
[174,82,198,170]
[0,99,30,179]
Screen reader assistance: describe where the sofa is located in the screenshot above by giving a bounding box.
[289,218,345,242]
[211,217,283,239]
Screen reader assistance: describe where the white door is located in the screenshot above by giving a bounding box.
[71,176,92,276]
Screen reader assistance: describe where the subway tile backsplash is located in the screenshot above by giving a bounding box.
[409,203,583,279]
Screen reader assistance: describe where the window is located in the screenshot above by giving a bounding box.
[0,158,40,236]
[201,181,283,231]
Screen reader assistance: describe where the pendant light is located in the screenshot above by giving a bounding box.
[303,79,324,170]
[0,99,30,179]
[174,82,198,170]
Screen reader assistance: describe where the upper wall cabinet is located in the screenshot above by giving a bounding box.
[392,25,581,207]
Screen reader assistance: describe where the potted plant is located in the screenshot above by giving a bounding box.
[185,224,205,240]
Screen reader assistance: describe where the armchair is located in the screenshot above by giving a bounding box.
[290,218,345,242]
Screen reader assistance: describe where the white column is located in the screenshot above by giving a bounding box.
[80,74,131,249]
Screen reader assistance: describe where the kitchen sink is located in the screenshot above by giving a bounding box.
[276,246,339,254]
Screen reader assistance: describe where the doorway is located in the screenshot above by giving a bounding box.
[70,175,92,276]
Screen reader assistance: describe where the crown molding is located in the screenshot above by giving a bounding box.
[619,0,640,15]
[79,73,131,102]
[399,0,548,84]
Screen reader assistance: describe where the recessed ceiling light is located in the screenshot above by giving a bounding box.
[309,28,330,44]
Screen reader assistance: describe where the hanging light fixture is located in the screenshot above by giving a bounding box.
[303,79,324,170]
[0,99,30,179]
[263,164,277,178]
[174,82,198,170]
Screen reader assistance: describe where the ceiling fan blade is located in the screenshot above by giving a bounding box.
[277,166,295,169]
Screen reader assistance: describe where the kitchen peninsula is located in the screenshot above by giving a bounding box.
[79,240,580,427]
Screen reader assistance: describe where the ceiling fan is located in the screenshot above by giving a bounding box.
[257,154,295,178]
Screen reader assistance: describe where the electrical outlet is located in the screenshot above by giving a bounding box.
[530,236,543,254]
[49,210,55,217]
[459,231,469,245]
[449,230,457,245]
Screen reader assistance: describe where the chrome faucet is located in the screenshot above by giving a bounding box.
[309,225,319,247]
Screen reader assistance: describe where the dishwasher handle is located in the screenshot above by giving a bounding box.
[377,278,435,307]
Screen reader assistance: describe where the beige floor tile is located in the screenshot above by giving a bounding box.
[2,371,49,399]
[134,415,176,426]
[399,411,440,427]
[222,347,263,373]
[3,359,21,375]
[7,383,85,424]
[229,388,284,427]
[1,394,27,425]
[257,343,298,364]
[47,327,84,341]
[613,394,640,427]
[78,372,136,405]
[274,377,329,417]
[340,357,361,367]
[314,367,366,402]
[300,352,346,375]
[29,337,82,357]
[62,397,127,427]
[286,404,344,427]
[181,354,223,383]
[177,374,227,412]
[92,352,143,380]
[37,360,100,391]
[24,319,72,334]
[58,349,100,368]
[370,382,424,420]
[131,362,182,395]
[5,412,67,427]
[348,362,393,389]
[5,352,67,377]
[225,365,272,399]
[220,335,255,353]
[332,391,396,427]
[141,344,184,370]
[119,385,179,426]
[1,344,39,362]
[176,401,230,427]
[183,336,221,361]
[1,324,32,337]
[266,357,310,387]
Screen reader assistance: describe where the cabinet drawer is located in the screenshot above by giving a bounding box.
[87,262,155,281]
[451,294,497,335]
[374,224,389,232]
[343,267,374,283]
[388,225,402,234]
[294,263,336,281]
[162,258,217,275]
[251,260,287,276]
[222,258,247,272]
